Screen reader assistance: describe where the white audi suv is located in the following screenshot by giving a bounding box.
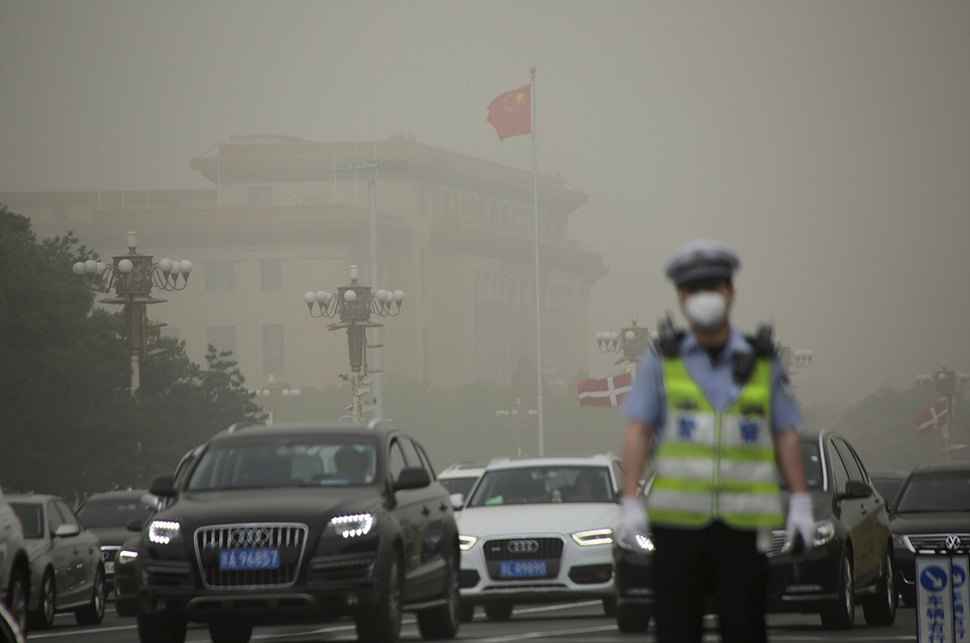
[456,454,623,621]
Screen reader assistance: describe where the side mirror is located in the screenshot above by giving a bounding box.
[450,493,465,511]
[126,519,144,532]
[842,480,872,500]
[149,474,177,498]
[393,467,431,492]
[140,493,162,511]
[53,523,81,538]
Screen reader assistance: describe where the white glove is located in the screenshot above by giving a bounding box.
[785,492,815,552]
[620,497,648,546]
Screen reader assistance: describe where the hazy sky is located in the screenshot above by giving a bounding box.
[1,1,968,413]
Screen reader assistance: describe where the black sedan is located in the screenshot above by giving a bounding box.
[124,421,461,643]
[767,430,896,629]
[76,489,156,593]
[889,460,970,606]
[613,430,897,632]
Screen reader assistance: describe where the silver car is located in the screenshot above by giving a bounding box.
[7,495,105,629]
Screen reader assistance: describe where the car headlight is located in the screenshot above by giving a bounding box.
[811,520,835,547]
[323,513,376,539]
[459,535,478,551]
[148,520,181,545]
[892,534,911,551]
[571,528,614,546]
[117,550,139,565]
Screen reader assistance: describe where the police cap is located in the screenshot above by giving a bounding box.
[664,239,740,287]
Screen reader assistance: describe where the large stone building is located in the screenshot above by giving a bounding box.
[4,135,607,394]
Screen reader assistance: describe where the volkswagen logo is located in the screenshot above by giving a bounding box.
[946,535,962,551]
[507,539,539,554]
[230,527,272,547]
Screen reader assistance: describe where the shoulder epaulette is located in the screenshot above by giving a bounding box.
[656,313,685,358]
[743,323,776,358]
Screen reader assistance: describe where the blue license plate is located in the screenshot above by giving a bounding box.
[219,548,280,571]
[500,560,547,578]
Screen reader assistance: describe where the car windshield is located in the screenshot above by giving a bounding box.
[77,498,155,528]
[895,472,970,513]
[10,503,43,539]
[467,466,614,506]
[778,441,824,491]
[187,437,378,490]
[439,477,478,498]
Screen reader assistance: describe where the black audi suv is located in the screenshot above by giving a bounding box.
[121,421,461,643]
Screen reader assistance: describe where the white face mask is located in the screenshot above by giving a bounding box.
[684,291,728,331]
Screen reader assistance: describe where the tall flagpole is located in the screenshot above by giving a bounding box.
[530,67,544,456]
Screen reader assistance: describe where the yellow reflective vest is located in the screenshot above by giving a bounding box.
[646,355,784,530]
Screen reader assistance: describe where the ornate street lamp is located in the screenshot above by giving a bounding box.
[252,374,300,425]
[304,265,404,422]
[73,231,192,394]
[595,313,653,369]
[495,398,537,458]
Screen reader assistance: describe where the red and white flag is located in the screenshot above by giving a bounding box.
[917,400,949,438]
[578,372,633,408]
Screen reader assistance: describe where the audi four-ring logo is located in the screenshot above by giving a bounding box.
[946,535,962,551]
[507,539,539,554]
[230,528,272,546]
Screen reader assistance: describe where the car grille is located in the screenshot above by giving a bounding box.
[906,533,970,553]
[767,530,787,556]
[482,537,564,581]
[194,523,308,589]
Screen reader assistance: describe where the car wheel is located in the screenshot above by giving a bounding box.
[75,565,106,625]
[356,553,403,643]
[5,567,28,635]
[208,620,253,643]
[137,613,187,643]
[459,602,475,622]
[863,550,897,626]
[483,601,513,621]
[416,554,461,640]
[820,549,855,629]
[616,605,651,633]
[28,571,56,630]
[602,596,617,617]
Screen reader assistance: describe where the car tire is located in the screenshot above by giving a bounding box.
[5,567,28,635]
[459,602,474,622]
[75,565,106,625]
[483,601,513,621]
[28,571,55,630]
[137,612,187,643]
[356,553,403,643]
[863,550,897,626]
[900,586,916,607]
[820,550,855,630]
[616,605,651,633]
[208,620,253,643]
[602,596,617,617]
[416,555,461,640]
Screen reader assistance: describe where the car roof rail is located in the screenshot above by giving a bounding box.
[226,421,258,434]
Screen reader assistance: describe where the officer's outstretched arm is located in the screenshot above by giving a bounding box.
[621,419,654,498]
[773,428,808,494]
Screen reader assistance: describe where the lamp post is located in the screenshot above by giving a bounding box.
[496,398,537,458]
[304,265,404,422]
[916,366,970,459]
[73,231,192,394]
[595,313,654,373]
[252,374,300,426]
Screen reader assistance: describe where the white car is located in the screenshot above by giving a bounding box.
[437,462,485,509]
[457,454,623,621]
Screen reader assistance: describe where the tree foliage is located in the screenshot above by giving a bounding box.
[0,206,264,499]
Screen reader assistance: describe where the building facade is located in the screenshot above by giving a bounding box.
[4,135,607,394]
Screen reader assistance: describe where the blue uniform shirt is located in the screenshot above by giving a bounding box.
[622,328,802,440]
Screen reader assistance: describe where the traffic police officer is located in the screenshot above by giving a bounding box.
[620,239,815,643]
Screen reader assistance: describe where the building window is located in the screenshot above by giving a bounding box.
[261,260,282,290]
[249,186,273,207]
[205,261,236,291]
[206,326,237,356]
[263,325,284,376]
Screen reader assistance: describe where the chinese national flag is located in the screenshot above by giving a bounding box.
[486,84,531,140]
[916,400,949,438]
[578,372,633,409]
